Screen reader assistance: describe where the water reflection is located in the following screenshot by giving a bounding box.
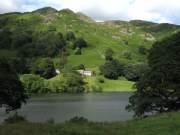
[0,92,134,123]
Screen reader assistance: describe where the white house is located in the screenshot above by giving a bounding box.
[84,71,91,76]
[77,70,91,76]
[55,69,60,74]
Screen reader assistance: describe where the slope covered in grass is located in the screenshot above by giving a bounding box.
[0,7,180,69]
[0,111,180,135]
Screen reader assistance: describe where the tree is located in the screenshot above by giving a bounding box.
[105,47,113,61]
[138,45,147,54]
[31,58,56,79]
[72,38,87,49]
[56,52,67,71]
[55,32,66,49]
[126,32,180,116]
[0,56,28,113]
[77,64,85,70]
[123,51,131,60]
[65,31,76,41]
[99,59,125,79]
[12,32,32,49]
[123,63,148,81]
[60,73,85,93]
[20,74,46,93]
[74,47,81,55]
[0,28,12,49]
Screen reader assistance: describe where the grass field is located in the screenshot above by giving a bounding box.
[1,111,180,135]
[84,76,135,92]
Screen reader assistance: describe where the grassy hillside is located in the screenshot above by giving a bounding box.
[0,111,180,135]
[1,7,180,92]
[1,7,180,69]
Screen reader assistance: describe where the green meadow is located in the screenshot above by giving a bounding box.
[84,77,135,92]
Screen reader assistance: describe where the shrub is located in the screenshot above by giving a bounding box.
[138,45,147,54]
[98,77,105,83]
[123,51,131,60]
[4,112,27,124]
[91,85,97,92]
[66,116,88,124]
[46,118,55,124]
[91,86,103,92]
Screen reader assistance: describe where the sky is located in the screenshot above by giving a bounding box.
[0,0,180,25]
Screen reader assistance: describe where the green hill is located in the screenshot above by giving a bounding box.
[1,7,179,68]
[1,7,180,92]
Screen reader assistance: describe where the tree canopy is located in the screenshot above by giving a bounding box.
[126,32,180,116]
[31,58,56,79]
[99,59,125,79]
[20,74,46,93]
[0,56,28,113]
[60,73,85,93]
[105,47,114,61]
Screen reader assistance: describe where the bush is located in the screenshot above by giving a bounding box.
[123,63,149,81]
[20,74,46,93]
[98,77,105,83]
[46,118,55,124]
[4,112,27,124]
[66,116,88,124]
[139,45,147,54]
[123,51,131,60]
[91,85,97,92]
[91,86,103,92]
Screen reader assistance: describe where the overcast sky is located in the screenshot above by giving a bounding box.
[0,0,180,25]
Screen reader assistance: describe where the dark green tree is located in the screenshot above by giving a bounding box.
[32,58,56,79]
[0,56,28,113]
[60,73,85,93]
[0,28,12,49]
[56,52,67,71]
[20,74,46,93]
[12,32,32,49]
[126,32,180,116]
[72,38,87,49]
[105,47,114,61]
[100,59,124,79]
[65,31,76,41]
[55,32,66,49]
[123,63,148,81]
[123,51,131,60]
[138,45,147,54]
[77,64,85,70]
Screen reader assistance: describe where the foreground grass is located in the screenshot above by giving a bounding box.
[1,111,180,135]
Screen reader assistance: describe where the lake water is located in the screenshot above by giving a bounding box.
[0,92,134,123]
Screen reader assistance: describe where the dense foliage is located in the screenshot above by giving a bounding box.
[60,73,85,93]
[17,31,66,58]
[123,63,148,81]
[0,56,28,113]
[105,47,114,61]
[3,112,27,124]
[31,58,56,79]
[99,59,125,79]
[138,45,147,54]
[126,32,180,116]
[20,74,46,93]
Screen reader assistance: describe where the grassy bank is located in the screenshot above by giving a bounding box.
[1,111,180,135]
[84,76,135,92]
